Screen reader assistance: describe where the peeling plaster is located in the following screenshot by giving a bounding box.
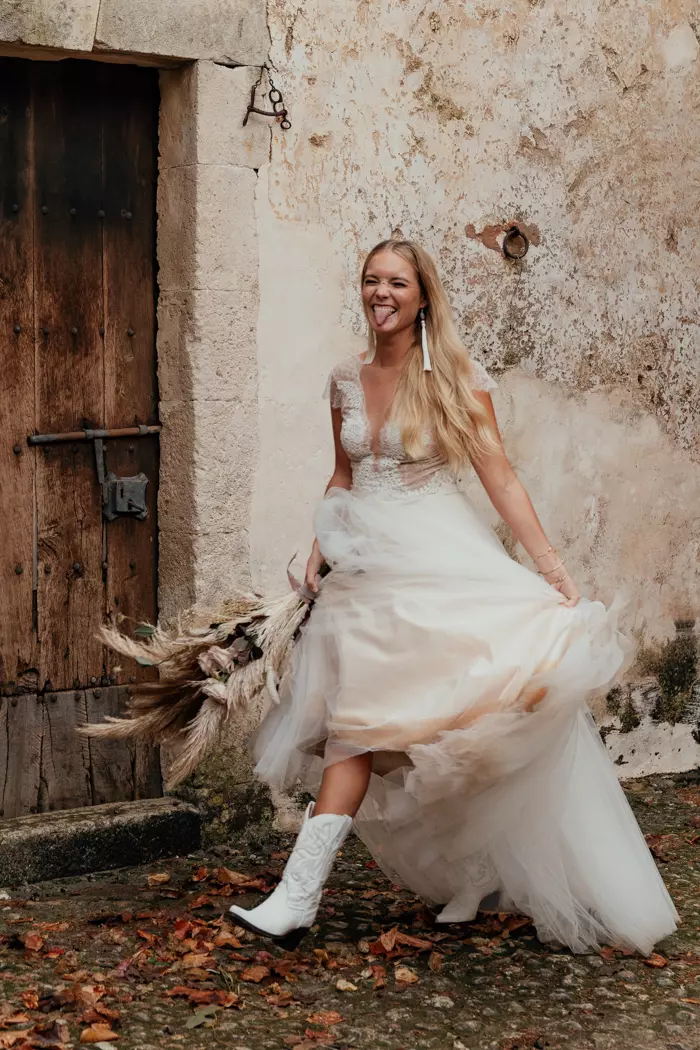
[255,2,700,768]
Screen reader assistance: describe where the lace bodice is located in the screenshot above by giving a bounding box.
[324,355,497,501]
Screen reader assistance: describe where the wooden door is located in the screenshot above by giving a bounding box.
[0,58,162,817]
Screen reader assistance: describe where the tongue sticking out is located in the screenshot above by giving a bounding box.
[373,305,396,327]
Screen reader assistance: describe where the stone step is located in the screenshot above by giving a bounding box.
[0,797,201,887]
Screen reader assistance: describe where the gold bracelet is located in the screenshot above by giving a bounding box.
[539,561,565,576]
[533,545,557,562]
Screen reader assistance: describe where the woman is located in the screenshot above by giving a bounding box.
[231,240,677,955]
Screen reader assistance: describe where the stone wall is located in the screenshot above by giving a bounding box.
[253,0,700,774]
[1,0,698,795]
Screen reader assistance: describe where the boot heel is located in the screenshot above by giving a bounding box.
[276,926,309,951]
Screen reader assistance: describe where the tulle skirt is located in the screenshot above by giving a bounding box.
[253,486,678,955]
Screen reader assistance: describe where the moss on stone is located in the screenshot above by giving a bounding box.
[636,628,698,725]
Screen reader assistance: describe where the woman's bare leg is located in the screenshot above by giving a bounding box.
[314,752,372,817]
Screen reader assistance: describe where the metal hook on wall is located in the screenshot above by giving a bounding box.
[243,66,292,130]
[502,225,529,260]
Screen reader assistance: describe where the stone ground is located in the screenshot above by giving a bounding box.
[1,772,699,1050]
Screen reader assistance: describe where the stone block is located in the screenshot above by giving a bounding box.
[194,527,254,606]
[159,65,198,170]
[157,166,258,294]
[0,0,100,51]
[194,165,259,292]
[0,798,200,886]
[193,397,257,523]
[95,0,269,64]
[158,290,258,403]
[157,399,197,621]
[196,63,270,169]
[157,166,197,292]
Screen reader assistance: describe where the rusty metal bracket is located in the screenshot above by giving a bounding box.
[26,424,157,521]
[243,67,291,130]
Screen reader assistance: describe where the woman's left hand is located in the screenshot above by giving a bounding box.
[552,571,580,607]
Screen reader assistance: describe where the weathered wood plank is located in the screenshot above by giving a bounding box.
[101,65,160,689]
[41,690,92,811]
[0,59,36,693]
[0,693,43,819]
[85,685,161,804]
[33,61,105,691]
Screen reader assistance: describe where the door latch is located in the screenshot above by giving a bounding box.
[26,424,159,523]
[94,437,148,521]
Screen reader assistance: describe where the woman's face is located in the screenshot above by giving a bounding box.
[361,250,426,338]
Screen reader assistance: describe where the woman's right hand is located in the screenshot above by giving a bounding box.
[304,542,325,596]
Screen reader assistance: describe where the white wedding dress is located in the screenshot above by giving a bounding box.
[253,355,678,955]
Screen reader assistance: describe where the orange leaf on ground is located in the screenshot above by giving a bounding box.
[191,867,209,882]
[0,1014,31,1028]
[240,965,270,983]
[23,935,44,952]
[0,1032,32,1048]
[680,998,700,1005]
[167,987,240,1008]
[211,867,255,886]
[80,1023,119,1043]
[147,873,171,887]
[643,953,668,968]
[302,1030,334,1045]
[394,965,419,985]
[136,929,158,945]
[379,927,398,952]
[173,919,195,940]
[306,1012,343,1027]
[179,953,213,969]
[20,992,38,1011]
[188,895,213,910]
[266,993,295,1008]
[371,964,386,989]
[395,931,433,951]
[212,930,242,949]
[428,952,443,973]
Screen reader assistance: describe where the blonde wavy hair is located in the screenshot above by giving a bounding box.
[362,239,500,467]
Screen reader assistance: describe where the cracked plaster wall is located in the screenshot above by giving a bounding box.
[252,0,700,774]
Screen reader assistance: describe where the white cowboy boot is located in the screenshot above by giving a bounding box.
[229,802,352,949]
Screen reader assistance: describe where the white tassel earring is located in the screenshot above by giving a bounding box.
[420,308,432,371]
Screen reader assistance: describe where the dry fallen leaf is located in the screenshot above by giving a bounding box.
[191,867,209,882]
[0,1032,32,1049]
[335,978,357,992]
[23,934,44,952]
[394,965,419,985]
[0,1014,31,1028]
[240,965,270,984]
[680,998,700,1005]
[643,952,668,968]
[212,929,242,949]
[306,1012,343,1027]
[79,1024,120,1043]
[428,952,443,973]
[211,867,255,886]
[147,873,171,887]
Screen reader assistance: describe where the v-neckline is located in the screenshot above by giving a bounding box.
[357,358,400,455]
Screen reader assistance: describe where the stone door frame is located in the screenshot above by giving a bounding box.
[0,35,270,625]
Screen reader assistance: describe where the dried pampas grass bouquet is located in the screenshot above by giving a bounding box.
[78,561,329,787]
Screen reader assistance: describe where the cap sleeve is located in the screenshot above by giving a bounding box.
[323,370,343,409]
[469,359,497,393]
